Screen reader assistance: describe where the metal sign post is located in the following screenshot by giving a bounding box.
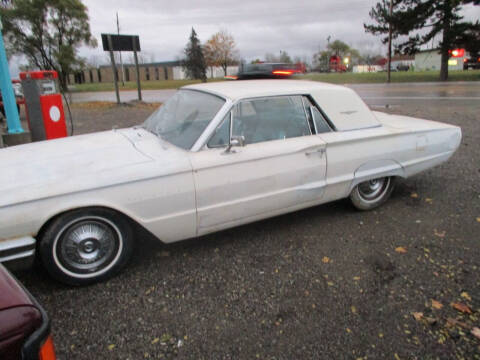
[107,35,121,104]
[0,15,23,133]
[101,33,141,102]
[133,38,142,101]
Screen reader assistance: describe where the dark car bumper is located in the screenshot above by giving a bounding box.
[2,266,53,360]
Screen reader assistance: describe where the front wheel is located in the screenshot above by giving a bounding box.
[350,177,395,211]
[39,208,134,286]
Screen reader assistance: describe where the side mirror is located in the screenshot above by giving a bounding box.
[224,135,245,154]
[230,135,245,147]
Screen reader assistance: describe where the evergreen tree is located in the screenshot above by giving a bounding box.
[394,0,480,81]
[364,0,404,81]
[183,28,207,82]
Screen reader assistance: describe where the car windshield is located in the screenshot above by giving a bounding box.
[143,89,225,150]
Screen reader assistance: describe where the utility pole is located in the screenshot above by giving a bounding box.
[387,0,393,83]
[116,12,125,86]
[326,35,331,71]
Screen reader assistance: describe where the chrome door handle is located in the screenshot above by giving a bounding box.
[305,148,325,156]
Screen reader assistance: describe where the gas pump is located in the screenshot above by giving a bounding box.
[20,70,67,142]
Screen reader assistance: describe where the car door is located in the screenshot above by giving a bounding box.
[189,95,327,235]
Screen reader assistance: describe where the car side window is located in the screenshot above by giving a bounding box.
[207,112,230,148]
[303,97,331,134]
[232,95,311,145]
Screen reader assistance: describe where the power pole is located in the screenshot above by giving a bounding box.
[387,0,393,83]
[116,12,125,86]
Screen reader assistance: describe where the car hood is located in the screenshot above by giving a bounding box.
[0,129,157,207]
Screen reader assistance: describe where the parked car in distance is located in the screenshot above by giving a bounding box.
[237,63,300,79]
[0,264,56,359]
[0,80,461,285]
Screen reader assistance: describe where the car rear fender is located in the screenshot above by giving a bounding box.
[349,159,405,193]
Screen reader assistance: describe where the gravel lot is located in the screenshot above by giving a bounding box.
[12,97,480,360]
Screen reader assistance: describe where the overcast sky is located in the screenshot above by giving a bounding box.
[6,0,480,75]
[79,0,480,65]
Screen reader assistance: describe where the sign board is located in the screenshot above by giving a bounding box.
[101,34,140,52]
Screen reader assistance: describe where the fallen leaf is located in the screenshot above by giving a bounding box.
[353,276,361,281]
[434,229,446,238]
[451,302,472,314]
[410,193,418,198]
[461,292,472,302]
[322,256,330,263]
[477,217,480,223]
[395,247,407,254]
[108,344,115,351]
[433,272,439,277]
[446,318,469,329]
[425,198,433,203]
[151,338,159,344]
[327,281,334,286]
[432,300,443,309]
[394,353,401,360]
[412,312,423,321]
[472,327,480,340]
[351,306,357,314]
[346,328,351,333]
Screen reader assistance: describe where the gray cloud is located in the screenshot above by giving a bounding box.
[80,0,480,64]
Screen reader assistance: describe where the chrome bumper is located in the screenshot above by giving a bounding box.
[0,236,36,263]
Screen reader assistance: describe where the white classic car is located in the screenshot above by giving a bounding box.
[0,80,461,285]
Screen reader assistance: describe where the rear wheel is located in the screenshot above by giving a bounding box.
[39,208,134,286]
[350,177,395,211]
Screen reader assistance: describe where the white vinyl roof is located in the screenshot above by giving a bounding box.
[184,79,340,100]
[183,80,380,131]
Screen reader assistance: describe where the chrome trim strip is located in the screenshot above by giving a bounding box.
[0,236,36,251]
[0,236,36,263]
[0,249,35,263]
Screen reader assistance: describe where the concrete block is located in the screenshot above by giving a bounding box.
[2,131,32,147]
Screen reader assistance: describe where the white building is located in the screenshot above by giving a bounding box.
[173,66,239,80]
[414,49,466,71]
[353,65,383,73]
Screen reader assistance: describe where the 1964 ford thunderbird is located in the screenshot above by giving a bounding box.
[0,80,461,285]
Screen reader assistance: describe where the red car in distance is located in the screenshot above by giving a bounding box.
[0,264,56,360]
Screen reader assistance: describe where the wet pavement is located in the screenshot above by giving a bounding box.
[70,81,480,108]
[349,81,480,107]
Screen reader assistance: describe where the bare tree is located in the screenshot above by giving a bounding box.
[203,30,238,76]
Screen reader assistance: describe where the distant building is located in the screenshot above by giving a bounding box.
[391,54,414,70]
[414,49,467,71]
[68,61,239,84]
[353,65,383,73]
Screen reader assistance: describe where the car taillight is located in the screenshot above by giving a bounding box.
[272,70,294,75]
[39,335,56,360]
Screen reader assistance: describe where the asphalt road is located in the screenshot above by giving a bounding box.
[69,81,480,108]
[12,82,480,359]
